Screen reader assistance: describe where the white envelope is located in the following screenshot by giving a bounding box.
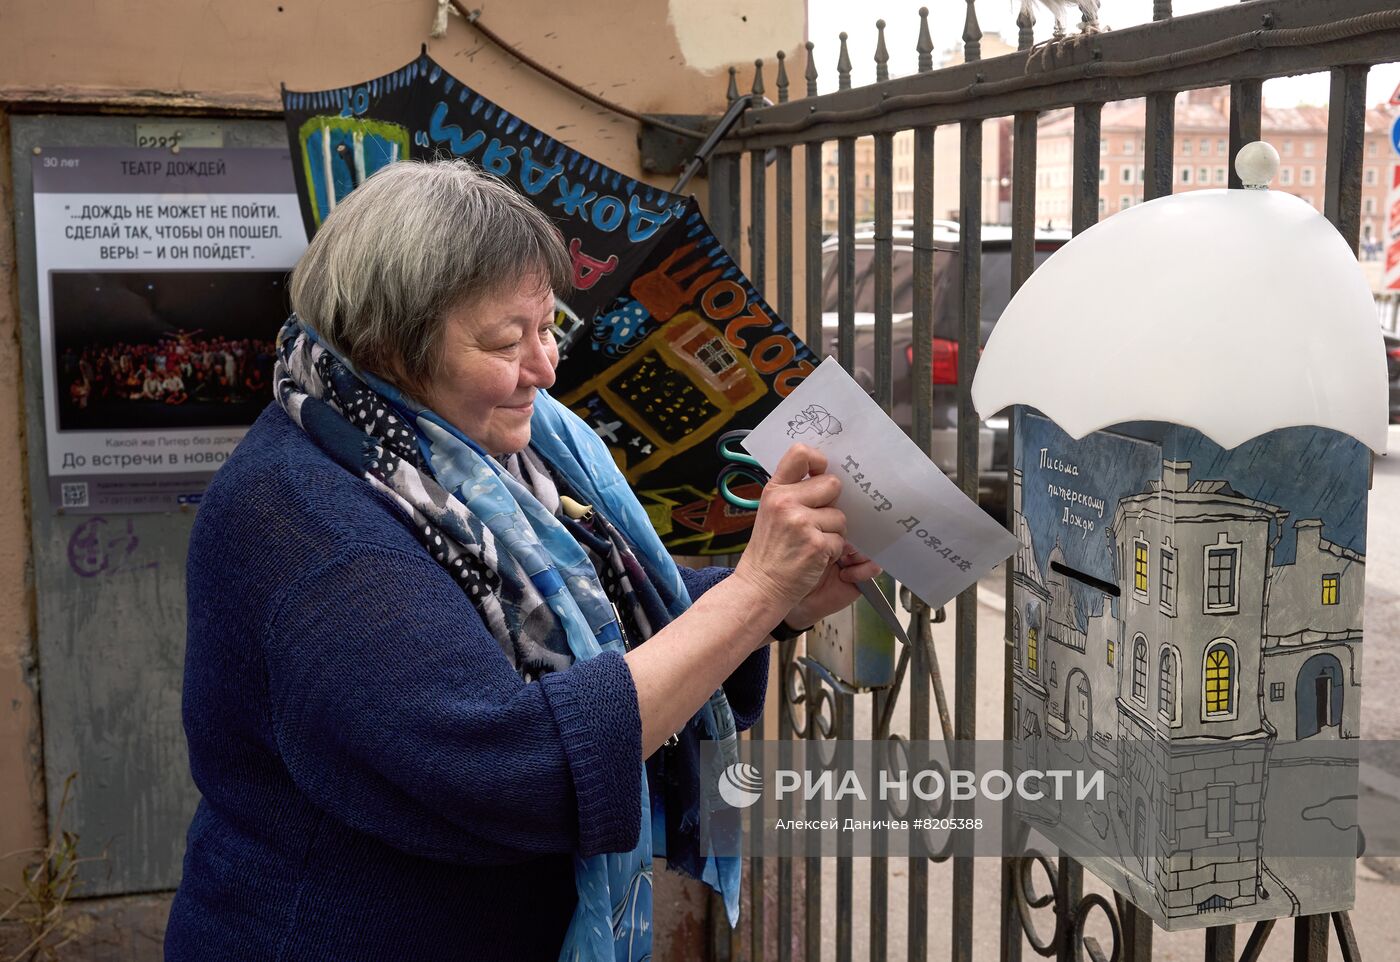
[742,356,1019,609]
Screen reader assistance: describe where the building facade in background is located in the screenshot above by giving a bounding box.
[1035,87,1398,258]
[823,73,1397,293]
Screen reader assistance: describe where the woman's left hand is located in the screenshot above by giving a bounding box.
[780,544,882,632]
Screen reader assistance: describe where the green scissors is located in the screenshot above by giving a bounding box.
[716,430,767,511]
[715,428,910,647]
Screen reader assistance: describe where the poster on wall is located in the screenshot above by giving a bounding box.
[31,147,306,513]
[282,53,819,555]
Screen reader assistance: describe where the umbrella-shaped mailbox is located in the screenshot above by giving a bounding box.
[972,143,1387,930]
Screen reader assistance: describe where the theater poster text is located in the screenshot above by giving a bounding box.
[31,147,305,513]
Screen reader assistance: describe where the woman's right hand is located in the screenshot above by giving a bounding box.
[732,443,847,625]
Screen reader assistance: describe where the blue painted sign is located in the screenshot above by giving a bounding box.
[282,53,820,554]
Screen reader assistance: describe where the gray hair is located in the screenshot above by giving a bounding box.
[289,159,572,392]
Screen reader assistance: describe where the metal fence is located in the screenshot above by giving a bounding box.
[702,1,1400,960]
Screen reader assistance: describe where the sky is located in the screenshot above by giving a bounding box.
[806,0,1400,107]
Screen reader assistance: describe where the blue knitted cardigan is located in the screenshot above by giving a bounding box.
[165,404,768,961]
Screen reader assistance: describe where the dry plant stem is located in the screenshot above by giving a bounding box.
[0,774,103,962]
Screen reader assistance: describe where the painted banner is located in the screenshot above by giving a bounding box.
[31,147,305,512]
[282,52,818,554]
[1388,176,1400,289]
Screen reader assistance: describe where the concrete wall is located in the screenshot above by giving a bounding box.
[0,0,803,179]
[0,1,806,956]
[0,99,48,918]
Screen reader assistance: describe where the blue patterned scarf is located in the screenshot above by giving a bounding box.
[272,316,742,961]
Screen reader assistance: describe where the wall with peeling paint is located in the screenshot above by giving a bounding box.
[0,104,48,914]
[0,0,806,186]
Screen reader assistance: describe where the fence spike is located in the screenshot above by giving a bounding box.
[804,40,819,98]
[917,7,934,72]
[1154,0,1173,21]
[837,31,852,90]
[752,58,765,99]
[964,0,982,63]
[875,20,889,82]
[1017,1,1036,51]
[726,66,739,104]
[776,49,789,103]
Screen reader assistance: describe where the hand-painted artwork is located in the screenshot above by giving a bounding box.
[1009,410,1367,930]
[282,52,818,554]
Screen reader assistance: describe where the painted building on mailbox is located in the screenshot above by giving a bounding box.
[1009,413,1366,929]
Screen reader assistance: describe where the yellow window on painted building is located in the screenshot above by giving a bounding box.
[1028,627,1038,674]
[1134,542,1149,593]
[1205,645,1232,715]
[1321,573,1339,605]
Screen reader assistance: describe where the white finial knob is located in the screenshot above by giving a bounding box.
[1235,141,1280,189]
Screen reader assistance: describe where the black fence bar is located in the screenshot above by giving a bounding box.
[744,65,767,962]
[718,0,1400,151]
[748,736,764,962]
[1241,919,1277,962]
[747,149,767,291]
[743,65,768,962]
[870,698,889,962]
[952,14,983,959]
[706,116,743,962]
[1333,911,1362,962]
[832,35,855,947]
[837,127,856,373]
[776,146,795,328]
[868,19,896,948]
[750,63,768,299]
[1324,63,1369,252]
[1143,90,1176,201]
[907,87,936,960]
[709,152,743,255]
[1143,3,1176,200]
[1053,94,1104,962]
[1001,73,1038,958]
[870,28,896,957]
[837,32,856,375]
[952,86,982,962]
[773,55,796,962]
[700,3,1396,960]
[804,139,824,349]
[1205,924,1236,962]
[836,691,855,962]
[1072,103,1103,233]
[804,662,823,962]
[775,641,795,962]
[907,604,931,962]
[1055,857,1083,962]
[1227,77,1262,190]
[873,129,894,412]
[1122,903,1154,962]
[804,42,824,350]
[1294,914,1329,962]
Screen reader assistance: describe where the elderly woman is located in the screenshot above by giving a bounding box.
[165,160,876,962]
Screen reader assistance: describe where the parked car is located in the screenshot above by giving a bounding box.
[819,222,1070,516]
[1386,332,1400,424]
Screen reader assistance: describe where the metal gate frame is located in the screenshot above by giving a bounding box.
[704,2,1400,960]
